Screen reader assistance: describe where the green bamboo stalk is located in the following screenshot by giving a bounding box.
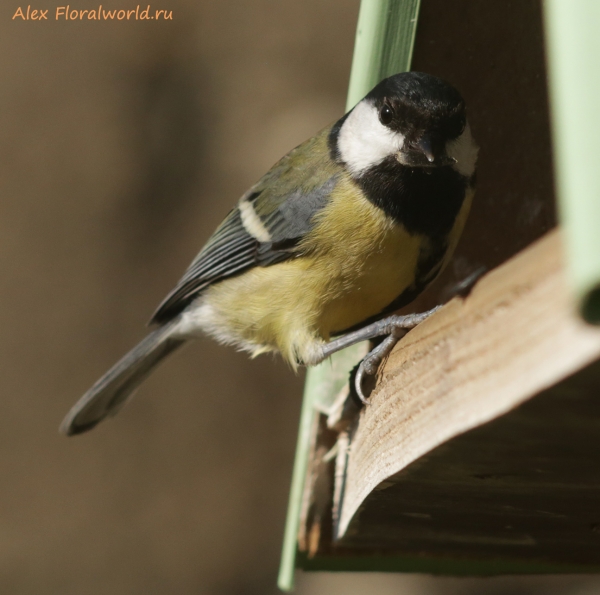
[544,1,600,323]
[347,0,421,110]
[277,0,421,590]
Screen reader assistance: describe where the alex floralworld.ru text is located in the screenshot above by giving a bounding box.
[13,5,173,20]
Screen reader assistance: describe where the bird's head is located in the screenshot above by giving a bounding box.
[334,72,478,179]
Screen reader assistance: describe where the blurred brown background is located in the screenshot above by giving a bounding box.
[1,0,600,593]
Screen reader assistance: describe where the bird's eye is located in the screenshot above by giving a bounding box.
[379,104,394,125]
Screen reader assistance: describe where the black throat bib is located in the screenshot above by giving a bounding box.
[357,156,469,239]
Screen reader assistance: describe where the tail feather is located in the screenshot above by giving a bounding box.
[60,322,186,436]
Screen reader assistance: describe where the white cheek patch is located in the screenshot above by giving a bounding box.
[337,100,405,176]
[447,122,479,178]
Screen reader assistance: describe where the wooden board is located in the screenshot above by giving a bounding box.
[298,229,600,570]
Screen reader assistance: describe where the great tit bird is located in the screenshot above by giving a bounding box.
[61,71,478,436]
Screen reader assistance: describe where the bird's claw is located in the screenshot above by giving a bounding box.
[354,334,402,404]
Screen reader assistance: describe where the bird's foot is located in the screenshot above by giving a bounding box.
[353,308,441,403]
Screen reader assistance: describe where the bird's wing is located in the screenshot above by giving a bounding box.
[151,125,340,324]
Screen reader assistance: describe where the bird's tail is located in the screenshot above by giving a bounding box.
[60,321,186,436]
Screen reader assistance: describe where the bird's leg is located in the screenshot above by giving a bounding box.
[318,306,442,404]
[319,306,441,360]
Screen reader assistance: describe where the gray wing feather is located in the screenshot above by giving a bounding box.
[151,209,258,322]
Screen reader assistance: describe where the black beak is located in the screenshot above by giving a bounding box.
[417,136,436,163]
[398,134,456,168]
